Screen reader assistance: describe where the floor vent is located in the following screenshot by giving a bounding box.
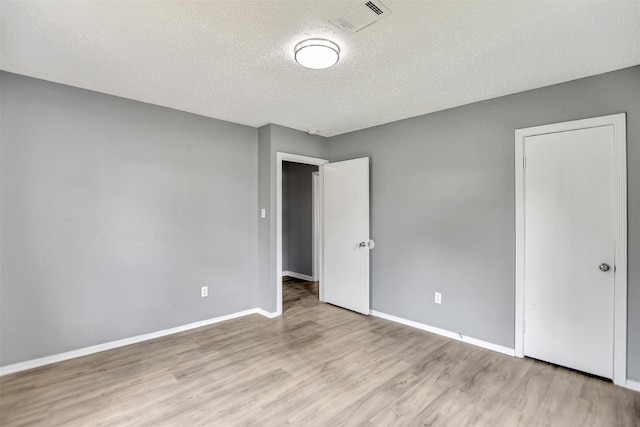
[330,0,391,33]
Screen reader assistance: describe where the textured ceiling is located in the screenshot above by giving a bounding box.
[1,1,639,137]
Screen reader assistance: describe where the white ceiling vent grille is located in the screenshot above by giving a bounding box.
[330,0,392,33]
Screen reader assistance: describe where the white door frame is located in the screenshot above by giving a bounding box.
[276,152,328,315]
[514,113,627,386]
[312,171,320,282]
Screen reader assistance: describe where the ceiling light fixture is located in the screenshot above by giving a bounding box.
[294,38,340,69]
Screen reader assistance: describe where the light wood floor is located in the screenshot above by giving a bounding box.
[1,277,638,426]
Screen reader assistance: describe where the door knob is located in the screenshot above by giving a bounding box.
[359,240,375,249]
[599,263,611,272]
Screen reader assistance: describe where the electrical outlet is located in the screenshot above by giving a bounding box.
[201,286,208,297]
[434,292,442,304]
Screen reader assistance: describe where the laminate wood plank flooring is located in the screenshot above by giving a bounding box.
[1,276,638,426]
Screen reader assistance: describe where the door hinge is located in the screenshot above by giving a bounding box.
[523,157,527,169]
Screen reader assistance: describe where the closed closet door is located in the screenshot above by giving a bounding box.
[523,125,615,379]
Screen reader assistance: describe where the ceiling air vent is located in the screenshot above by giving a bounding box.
[330,0,392,33]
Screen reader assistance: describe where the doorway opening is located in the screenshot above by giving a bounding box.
[276,153,328,316]
[281,161,319,312]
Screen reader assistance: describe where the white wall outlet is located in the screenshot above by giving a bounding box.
[201,286,208,297]
[260,208,266,218]
[434,292,442,304]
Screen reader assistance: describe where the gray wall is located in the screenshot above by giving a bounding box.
[257,124,327,312]
[283,162,318,276]
[256,125,272,310]
[2,66,638,381]
[0,72,258,366]
[327,65,640,381]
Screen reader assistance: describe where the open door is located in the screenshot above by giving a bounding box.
[322,157,371,315]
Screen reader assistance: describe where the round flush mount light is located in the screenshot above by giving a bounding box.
[294,38,340,69]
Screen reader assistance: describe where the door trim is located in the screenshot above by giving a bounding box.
[312,171,320,282]
[276,152,328,316]
[514,113,627,385]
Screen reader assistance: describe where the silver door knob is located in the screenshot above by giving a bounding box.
[599,263,611,272]
[359,240,375,249]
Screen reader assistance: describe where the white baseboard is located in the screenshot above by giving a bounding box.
[625,379,640,392]
[4,306,636,390]
[256,308,280,319]
[370,310,516,357]
[282,271,314,281]
[0,308,265,376]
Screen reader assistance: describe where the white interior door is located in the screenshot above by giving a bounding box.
[322,157,370,315]
[523,125,615,379]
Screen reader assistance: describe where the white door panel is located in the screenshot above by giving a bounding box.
[323,158,370,315]
[524,125,614,378]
